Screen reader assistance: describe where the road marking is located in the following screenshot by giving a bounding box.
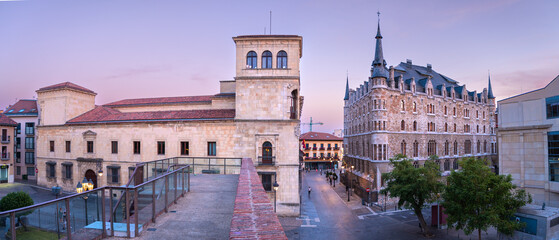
[301,225,317,228]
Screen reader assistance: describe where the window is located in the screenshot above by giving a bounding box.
[413,102,417,112]
[46,162,56,178]
[465,140,472,154]
[25,122,34,135]
[413,121,417,131]
[25,152,34,164]
[157,141,165,155]
[477,140,481,153]
[16,137,20,149]
[62,163,72,179]
[454,123,457,132]
[49,141,54,152]
[484,140,487,153]
[548,132,559,181]
[27,167,35,176]
[413,141,419,157]
[246,51,257,69]
[428,140,437,156]
[400,140,406,156]
[87,141,94,153]
[16,166,20,175]
[454,141,458,155]
[453,107,456,116]
[65,141,71,153]
[401,100,405,111]
[111,141,118,154]
[444,123,448,132]
[107,166,120,184]
[413,161,419,168]
[181,141,189,155]
[453,160,459,170]
[133,141,141,154]
[25,137,34,149]
[290,90,298,119]
[546,96,559,119]
[262,51,272,69]
[444,160,450,171]
[16,123,21,134]
[401,120,405,131]
[260,173,274,191]
[444,141,449,156]
[208,142,216,156]
[277,50,287,68]
[444,106,447,115]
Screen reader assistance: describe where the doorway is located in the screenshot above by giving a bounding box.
[85,169,98,188]
[0,165,8,183]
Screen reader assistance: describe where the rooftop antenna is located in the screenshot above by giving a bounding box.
[269,11,272,35]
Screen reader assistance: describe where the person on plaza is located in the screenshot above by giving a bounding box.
[308,186,312,198]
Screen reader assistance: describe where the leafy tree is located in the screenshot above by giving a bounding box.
[442,157,532,240]
[381,154,443,236]
[0,191,34,231]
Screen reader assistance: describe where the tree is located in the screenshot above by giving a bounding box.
[381,154,443,236]
[0,191,34,231]
[442,157,532,240]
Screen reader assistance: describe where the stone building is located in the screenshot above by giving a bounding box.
[36,35,303,216]
[4,99,39,181]
[498,75,559,206]
[0,113,17,183]
[343,20,497,189]
[300,131,343,169]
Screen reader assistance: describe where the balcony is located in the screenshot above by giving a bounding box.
[333,147,340,150]
[327,147,332,150]
[257,156,276,166]
[304,147,311,150]
[1,152,9,160]
[312,147,317,150]
[319,147,325,151]
[1,136,9,144]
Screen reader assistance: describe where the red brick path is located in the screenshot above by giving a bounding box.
[229,158,288,239]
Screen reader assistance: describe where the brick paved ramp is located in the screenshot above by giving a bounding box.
[229,158,287,239]
[122,174,239,240]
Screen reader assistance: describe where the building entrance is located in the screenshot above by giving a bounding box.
[85,169,98,188]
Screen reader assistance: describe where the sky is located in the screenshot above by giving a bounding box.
[1,0,558,134]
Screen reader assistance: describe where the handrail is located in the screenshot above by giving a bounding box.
[0,165,190,216]
[110,164,142,222]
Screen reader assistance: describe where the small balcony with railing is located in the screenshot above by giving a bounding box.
[1,135,9,144]
[319,147,325,151]
[257,156,276,166]
[1,152,10,160]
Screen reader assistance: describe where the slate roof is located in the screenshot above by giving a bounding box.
[393,62,461,95]
[4,99,38,115]
[104,95,214,107]
[67,106,235,124]
[300,131,343,141]
[37,82,95,94]
[0,113,17,126]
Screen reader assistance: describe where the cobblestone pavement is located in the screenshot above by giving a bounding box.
[280,171,501,240]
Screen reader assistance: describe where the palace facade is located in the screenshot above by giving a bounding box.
[300,131,343,170]
[36,35,303,216]
[343,21,497,189]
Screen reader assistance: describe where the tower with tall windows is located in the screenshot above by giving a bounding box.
[343,18,497,192]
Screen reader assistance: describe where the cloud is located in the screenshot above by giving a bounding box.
[494,68,558,101]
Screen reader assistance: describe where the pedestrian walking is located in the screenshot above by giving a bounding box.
[308,186,312,198]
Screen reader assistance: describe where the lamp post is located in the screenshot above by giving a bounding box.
[351,165,354,197]
[52,186,61,239]
[77,178,91,226]
[273,181,279,213]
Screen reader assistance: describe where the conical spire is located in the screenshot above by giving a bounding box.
[488,73,495,99]
[344,75,350,100]
[371,12,388,79]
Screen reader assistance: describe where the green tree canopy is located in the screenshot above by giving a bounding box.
[0,191,34,212]
[381,154,444,236]
[442,157,532,240]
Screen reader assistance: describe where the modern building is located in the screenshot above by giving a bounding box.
[343,19,497,190]
[35,35,303,216]
[498,75,559,206]
[300,131,343,170]
[4,100,39,181]
[0,113,17,183]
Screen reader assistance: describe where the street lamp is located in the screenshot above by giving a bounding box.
[52,186,62,239]
[77,179,90,225]
[273,181,279,213]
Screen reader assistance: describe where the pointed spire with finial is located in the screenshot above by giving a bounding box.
[488,71,495,99]
[344,72,350,100]
[371,11,388,79]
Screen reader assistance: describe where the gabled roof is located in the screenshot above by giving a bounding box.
[0,113,17,126]
[393,62,460,92]
[4,99,38,115]
[300,131,343,141]
[104,95,214,107]
[67,106,235,124]
[37,82,96,94]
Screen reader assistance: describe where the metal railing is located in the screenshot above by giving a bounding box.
[0,165,190,240]
[0,135,9,143]
[1,152,9,160]
[257,156,276,166]
[141,157,242,181]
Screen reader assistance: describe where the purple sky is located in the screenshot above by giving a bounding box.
[1,0,558,134]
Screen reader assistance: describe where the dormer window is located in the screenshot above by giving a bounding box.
[277,50,287,68]
[262,51,272,69]
[246,51,257,69]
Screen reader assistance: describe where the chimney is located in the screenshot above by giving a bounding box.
[427,64,432,70]
[406,59,412,65]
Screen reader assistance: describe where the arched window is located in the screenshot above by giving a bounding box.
[454,141,458,155]
[428,140,437,156]
[401,100,405,111]
[444,106,447,115]
[444,123,448,132]
[477,140,481,153]
[413,121,417,131]
[290,90,298,119]
[484,140,487,153]
[401,120,405,131]
[262,51,272,69]
[401,140,406,156]
[413,102,417,112]
[453,107,456,116]
[444,160,450,171]
[453,159,459,170]
[413,161,419,168]
[276,50,287,68]
[465,140,472,154]
[444,141,449,156]
[262,141,273,164]
[246,51,257,69]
